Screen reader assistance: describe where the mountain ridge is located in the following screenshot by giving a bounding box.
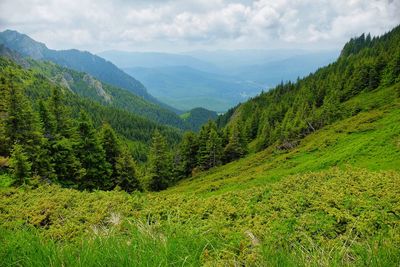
[0,29,181,113]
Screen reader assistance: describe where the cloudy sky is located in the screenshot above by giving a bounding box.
[0,0,399,53]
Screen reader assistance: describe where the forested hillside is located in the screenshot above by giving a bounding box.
[27,58,188,129]
[220,26,400,152]
[0,56,185,190]
[180,107,218,131]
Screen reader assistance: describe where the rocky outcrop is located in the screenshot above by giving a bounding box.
[83,74,112,102]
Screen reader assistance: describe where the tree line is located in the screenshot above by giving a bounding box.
[0,77,141,191]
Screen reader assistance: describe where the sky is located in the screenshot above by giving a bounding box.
[0,0,399,53]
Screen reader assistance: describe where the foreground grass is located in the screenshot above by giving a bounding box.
[1,167,400,266]
[1,85,399,266]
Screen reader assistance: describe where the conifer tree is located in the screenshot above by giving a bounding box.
[9,143,31,185]
[197,120,221,170]
[245,111,259,140]
[178,131,199,177]
[115,148,141,192]
[51,138,85,186]
[3,83,35,151]
[256,121,272,151]
[3,83,49,177]
[197,122,211,170]
[321,93,341,125]
[38,100,56,140]
[223,125,247,163]
[148,130,172,191]
[205,128,222,169]
[75,112,111,190]
[48,88,73,138]
[0,76,7,156]
[100,123,122,187]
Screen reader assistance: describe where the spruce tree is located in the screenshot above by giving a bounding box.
[179,131,199,177]
[51,137,85,186]
[9,143,31,185]
[197,120,220,170]
[256,121,272,151]
[148,130,172,191]
[197,123,210,170]
[206,128,222,169]
[223,125,246,163]
[48,88,73,138]
[0,76,7,156]
[100,123,122,187]
[3,83,49,178]
[115,148,141,192]
[38,100,56,140]
[75,112,111,190]
[3,83,34,151]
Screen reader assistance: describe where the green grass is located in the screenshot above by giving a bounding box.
[1,168,399,266]
[0,225,220,267]
[1,85,400,266]
[180,112,190,120]
[0,173,13,188]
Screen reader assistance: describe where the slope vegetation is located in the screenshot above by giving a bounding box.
[1,82,399,266]
[1,26,400,266]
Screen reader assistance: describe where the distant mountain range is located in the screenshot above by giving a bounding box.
[123,66,261,112]
[0,29,178,112]
[0,30,219,131]
[98,50,219,72]
[100,49,338,111]
[0,29,338,113]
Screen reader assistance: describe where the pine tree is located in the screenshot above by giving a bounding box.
[75,112,111,190]
[148,130,172,191]
[115,148,141,192]
[9,143,31,185]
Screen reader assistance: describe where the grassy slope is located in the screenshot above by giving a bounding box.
[167,84,400,196]
[0,84,399,266]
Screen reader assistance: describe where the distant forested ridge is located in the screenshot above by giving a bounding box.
[180,107,218,131]
[0,29,180,113]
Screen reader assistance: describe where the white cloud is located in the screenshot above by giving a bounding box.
[0,0,399,52]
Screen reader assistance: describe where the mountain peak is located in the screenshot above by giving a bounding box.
[0,29,47,59]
